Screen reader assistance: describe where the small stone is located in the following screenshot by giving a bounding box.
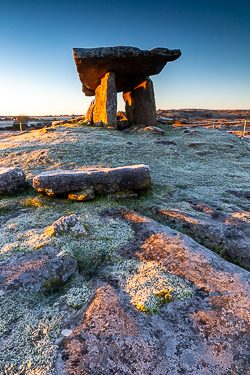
[51,214,87,236]
[68,188,95,201]
[143,126,165,135]
[0,167,26,194]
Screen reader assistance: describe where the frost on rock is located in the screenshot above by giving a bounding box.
[51,214,87,236]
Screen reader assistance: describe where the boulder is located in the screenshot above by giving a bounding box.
[51,214,87,236]
[0,167,26,194]
[73,46,181,96]
[93,72,117,127]
[0,247,77,295]
[33,164,151,195]
[123,77,157,126]
[56,208,250,374]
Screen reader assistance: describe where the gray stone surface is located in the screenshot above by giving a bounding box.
[93,71,117,127]
[0,167,26,194]
[0,247,77,294]
[73,46,181,96]
[33,165,151,195]
[56,209,250,374]
[151,204,250,269]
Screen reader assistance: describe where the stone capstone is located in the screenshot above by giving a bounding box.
[33,165,151,195]
[123,77,156,126]
[73,46,181,96]
[51,214,87,236]
[0,247,77,295]
[0,167,26,194]
[56,208,250,374]
[93,71,117,127]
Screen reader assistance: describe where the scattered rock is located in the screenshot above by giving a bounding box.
[33,165,151,195]
[143,125,165,135]
[68,188,95,201]
[154,139,176,145]
[227,189,250,198]
[0,167,26,194]
[57,208,250,374]
[0,247,77,294]
[51,214,87,236]
[157,117,174,124]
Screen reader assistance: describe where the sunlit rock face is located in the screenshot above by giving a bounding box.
[73,46,181,127]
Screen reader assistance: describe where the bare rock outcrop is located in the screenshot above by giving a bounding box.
[151,204,250,269]
[56,209,250,374]
[0,167,26,194]
[33,165,151,196]
[0,247,77,295]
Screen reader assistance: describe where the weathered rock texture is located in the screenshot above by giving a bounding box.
[73,46,181,96]
[123,77,156,126]
[151,204,250,269]
[73,46,181,127]
[93,72,117,127]
[0,167,26,194]
[33,165,151,195]
[51,214,87,236]
[0,247,77,294]
[57,209,250,374]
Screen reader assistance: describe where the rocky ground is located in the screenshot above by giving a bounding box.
[1,112,250,374]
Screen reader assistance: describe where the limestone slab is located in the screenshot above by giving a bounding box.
[33,165,151,195]
[73,46,181,96]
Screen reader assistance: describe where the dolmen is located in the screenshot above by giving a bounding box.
[73,46,181,128]
[33,164,151,200]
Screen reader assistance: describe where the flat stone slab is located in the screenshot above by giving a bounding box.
[0,247,77,295]
[33,165,151,195]
[73,46,181,95]
[0,167,26,194]
[57,209,250,374]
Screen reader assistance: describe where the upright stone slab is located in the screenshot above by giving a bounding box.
[123,77,156,126]
[93,72,117,127]
[85,99,95,123]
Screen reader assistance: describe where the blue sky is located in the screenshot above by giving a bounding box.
[1,0,250,115]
